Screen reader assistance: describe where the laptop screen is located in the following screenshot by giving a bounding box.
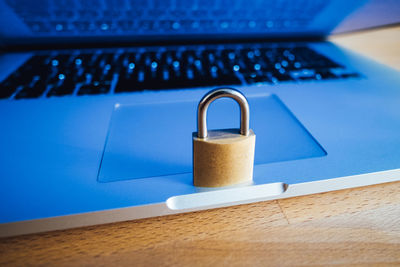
[0,0,365,45]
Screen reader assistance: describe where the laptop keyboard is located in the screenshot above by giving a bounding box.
[0,44,360,100]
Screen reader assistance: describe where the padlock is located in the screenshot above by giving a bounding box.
[193,88,256,187]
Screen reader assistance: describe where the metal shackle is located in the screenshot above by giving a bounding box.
[197,88,250,139]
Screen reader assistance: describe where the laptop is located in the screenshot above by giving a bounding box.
[1,0,399,237]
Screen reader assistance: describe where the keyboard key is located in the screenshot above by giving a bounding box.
[0,82,18,99]
[47,77,76,97]
[340,73,360,79]
[244,72,272,84]
[15,80,47,99]
[78,81,111,95]
[317,70,338,79]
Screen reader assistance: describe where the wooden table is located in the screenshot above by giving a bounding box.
[1,26,400,266]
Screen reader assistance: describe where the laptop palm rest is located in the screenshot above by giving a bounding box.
[98,94,326,183]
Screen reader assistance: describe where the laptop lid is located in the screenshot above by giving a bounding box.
[0,0,365,47]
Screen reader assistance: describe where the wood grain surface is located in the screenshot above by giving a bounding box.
[1,26,400,266]
[330,25,400,71]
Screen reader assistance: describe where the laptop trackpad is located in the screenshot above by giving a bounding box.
[98,94,326,182]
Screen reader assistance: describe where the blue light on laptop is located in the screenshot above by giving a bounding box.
[172,22,180,30]
[173,61,180,68]
[58,74,65,80]
[187,69,194,79]
[192,22,199,29]
[100,24,109,31]
[221,22,229,29]
[51,60,59,67]
[163,70,169,80]
[128,63,135,70]
[55,24,63,31]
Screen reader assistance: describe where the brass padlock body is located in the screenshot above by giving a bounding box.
[193,129,256,187]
